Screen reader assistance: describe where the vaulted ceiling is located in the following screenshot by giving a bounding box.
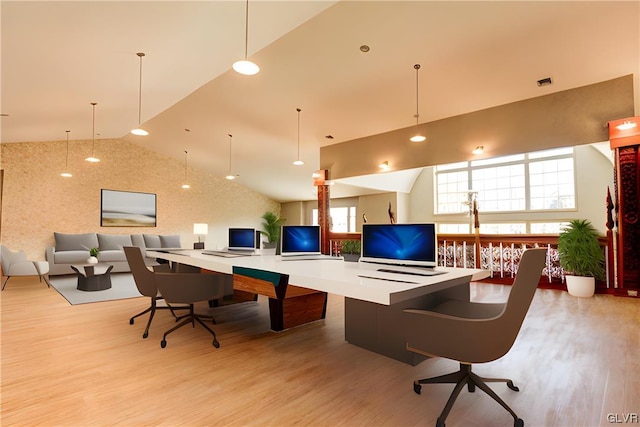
[2,1,639,202]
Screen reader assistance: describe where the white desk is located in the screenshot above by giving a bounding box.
[147,250,489,364]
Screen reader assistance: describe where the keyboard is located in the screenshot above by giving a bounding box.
[377,268,445,277]
[280,254,343,261]
[201,250,254,258]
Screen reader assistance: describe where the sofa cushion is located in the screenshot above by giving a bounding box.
[54,250,90,263]
[130,234,145,249]
[97,234,132,251]
[98,250,127,263]
[54,232,99,252]
[160,234,181,248]
[143,234,162,249]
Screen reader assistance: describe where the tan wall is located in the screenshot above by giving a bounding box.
[321,75,635,180]
[0,139,279,260]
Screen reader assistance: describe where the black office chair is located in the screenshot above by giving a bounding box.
[403,248,547,427]
[124,246,187,338]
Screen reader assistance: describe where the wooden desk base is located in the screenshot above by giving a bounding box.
[234,273,327,331]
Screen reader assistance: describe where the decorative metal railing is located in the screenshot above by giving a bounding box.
[329,232,611,291]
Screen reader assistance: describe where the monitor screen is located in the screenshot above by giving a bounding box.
[228,228,256,251]
[360,223,437,267]
[281,225,321,255]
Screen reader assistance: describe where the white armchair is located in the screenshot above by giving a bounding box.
[1,245,50,291]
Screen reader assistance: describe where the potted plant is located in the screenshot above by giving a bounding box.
[87,247,100,264]
[260,211,284,250]
[557,219,605,297]
[341,240,361,262]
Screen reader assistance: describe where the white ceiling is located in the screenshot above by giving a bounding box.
[2,1,639,202]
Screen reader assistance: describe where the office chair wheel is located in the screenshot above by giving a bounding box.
[514,418,524,427]
[435,418,445,427]
[160,339,167,348]
[142,332,149,339]
[507,380,519,392]
[213,339,220,348]
[413,382,422,395]
[129,318,134,325]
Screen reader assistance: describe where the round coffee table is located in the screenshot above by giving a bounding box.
[70,263,113,291]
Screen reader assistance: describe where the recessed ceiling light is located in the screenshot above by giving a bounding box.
[325,135,334,139]
[472,146,484,155]
[360,45,370,53]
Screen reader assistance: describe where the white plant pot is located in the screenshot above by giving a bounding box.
[86,256,98,264]
[565,275,595,298]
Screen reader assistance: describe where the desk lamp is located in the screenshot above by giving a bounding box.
[193,223,208,249]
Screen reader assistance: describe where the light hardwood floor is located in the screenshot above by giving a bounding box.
[1,275,638,427]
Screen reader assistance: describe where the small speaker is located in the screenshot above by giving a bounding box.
[255,230,261,249]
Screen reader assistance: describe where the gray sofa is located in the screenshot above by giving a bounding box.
[46,232,182,276]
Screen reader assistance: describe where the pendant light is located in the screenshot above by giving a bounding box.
[131,52,149,136]
[85,102,100,162]
[409,64,426,143]
[60,130,72,177]
[293,108,304,166]
[225,134,237,180]
[232,0,260,75]
[181,150,190,189]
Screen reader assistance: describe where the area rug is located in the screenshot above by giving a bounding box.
[49,273,142,305]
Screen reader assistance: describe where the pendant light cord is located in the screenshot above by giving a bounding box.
[184,150,188,181]
[244,0,249,59]
[228,134,233,174]
[297,108,301,159]
[65,130,70,168]
[91,102,97,155]
[414,64,421,125]
[137,53,145,125]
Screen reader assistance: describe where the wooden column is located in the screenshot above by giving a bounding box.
[314,170,331,254]
[609,116,640,294]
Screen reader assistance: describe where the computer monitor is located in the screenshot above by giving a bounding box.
[360,223,437,268]
[228,228,256,251]
[280,225,321,255]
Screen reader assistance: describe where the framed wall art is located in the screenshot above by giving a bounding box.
[100,189,157,227]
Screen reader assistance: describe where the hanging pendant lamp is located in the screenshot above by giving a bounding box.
[226,134,237,180]
[131,52,149,136]
[232,0,260,75]
[61,130,73,177]
[85,102,100,162]
[293,108,304,166]
[410,64,426,143]
[181,150,190,189]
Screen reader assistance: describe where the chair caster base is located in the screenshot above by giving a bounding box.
[161,339,167,348]
[213,340,220,348]
[514,418,524,427]
[142,332,149,339]
[436,418,445,427]
[507,380,519,391]
[129,318,134,325]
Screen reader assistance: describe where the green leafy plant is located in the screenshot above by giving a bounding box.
[341,240,361,255]
[260,211,285,244]
[557,219,605,280]
[89,247,100,257]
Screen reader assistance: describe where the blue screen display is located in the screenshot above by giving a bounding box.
[228,228,255,249]
[281,225,320,253]
[361,223,436,263]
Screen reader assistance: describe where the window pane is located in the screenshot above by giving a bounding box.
[528,147,573,159]
[438,223,470,234]
[479,223,526,234]
[471,154,524,167]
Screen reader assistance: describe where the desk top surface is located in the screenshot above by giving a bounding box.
[147,249,489,305]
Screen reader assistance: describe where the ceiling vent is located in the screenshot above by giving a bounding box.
[537,77,553,87]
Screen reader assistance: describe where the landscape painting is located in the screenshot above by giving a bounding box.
[101,189,157,227]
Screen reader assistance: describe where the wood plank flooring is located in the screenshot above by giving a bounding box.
[1,275,638,427]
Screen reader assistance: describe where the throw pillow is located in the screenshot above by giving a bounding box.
[97,234,132,251]
[159,235,181,248]
[54,232,99,252]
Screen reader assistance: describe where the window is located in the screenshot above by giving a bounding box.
[312,206,357,232]
[435,148,575,214]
